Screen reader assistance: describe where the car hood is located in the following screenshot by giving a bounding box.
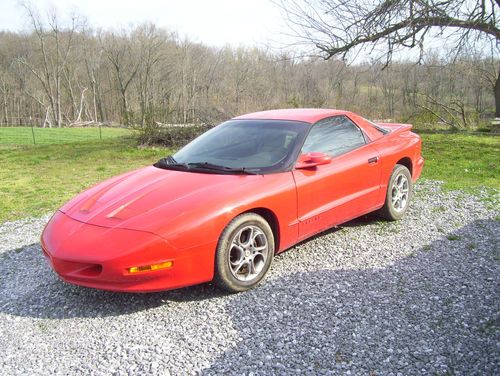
[61,165,262,234]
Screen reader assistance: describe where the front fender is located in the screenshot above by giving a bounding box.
[151,172,298,253]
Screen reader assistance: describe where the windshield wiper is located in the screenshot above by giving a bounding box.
[188,162,258,175]
[155,157,258,174]
[154,155,190,170]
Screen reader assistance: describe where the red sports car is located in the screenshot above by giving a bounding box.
[41,109,423,293]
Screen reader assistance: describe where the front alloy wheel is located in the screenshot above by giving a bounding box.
[229,225,269,282]
[214,213,274,292]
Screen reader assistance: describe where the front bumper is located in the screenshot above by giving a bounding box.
[41,211,216,292]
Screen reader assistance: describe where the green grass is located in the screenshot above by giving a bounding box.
[0,126,131,145]
[0,137,167,222]
[419,133,500,191]
[0,130,498,223]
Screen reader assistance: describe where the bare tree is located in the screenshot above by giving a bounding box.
[82,30,106,123]
[17,3,79,126]
[0,74,10,125]
[101,31,141,125]
[275,0,500,116]
[0,8,497,128]
[133,24,169,125]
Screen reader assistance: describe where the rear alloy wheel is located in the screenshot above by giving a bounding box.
[214,213,274,293]
[379,164,413,221]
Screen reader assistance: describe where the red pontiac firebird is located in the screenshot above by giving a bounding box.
[41,109,424,293]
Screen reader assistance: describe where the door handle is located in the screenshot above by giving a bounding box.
[368,156,379,164]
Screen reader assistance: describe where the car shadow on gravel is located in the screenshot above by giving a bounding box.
[0,243,227,319]
[201,219,499,375]
[290,213,379,249]
[0,215,382,320]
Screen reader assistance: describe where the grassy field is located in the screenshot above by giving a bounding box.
[0,126,131,145]
[0,130,498,223]
[1,138,167,222]
[419,133,499,191]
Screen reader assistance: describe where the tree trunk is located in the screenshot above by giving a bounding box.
[494,67,500,118]
[120,89,129,125]
[56,75,62,127]
[2,90,8,125]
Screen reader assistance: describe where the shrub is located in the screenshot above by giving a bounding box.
[136,123,213,148]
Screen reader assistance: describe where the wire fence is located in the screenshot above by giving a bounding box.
[3,119,497,147]
[0,124,133,146]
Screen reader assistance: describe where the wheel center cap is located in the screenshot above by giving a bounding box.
[245,250,251,257]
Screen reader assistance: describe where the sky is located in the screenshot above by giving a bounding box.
[1,0,491,61]
[0,0,287,48]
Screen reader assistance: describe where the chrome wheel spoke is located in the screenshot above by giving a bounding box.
[397,177,405,190]
[234,260,247,273]
[392,194,399,205]
[247,259,256,275]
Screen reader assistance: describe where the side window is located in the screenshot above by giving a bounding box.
[302,116,366,157]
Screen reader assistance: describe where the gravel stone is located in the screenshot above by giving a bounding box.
[0,180,498,375]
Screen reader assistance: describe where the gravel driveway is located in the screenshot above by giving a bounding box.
[0,181,498,375]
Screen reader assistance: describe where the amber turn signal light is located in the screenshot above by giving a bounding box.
[128,261,173,273]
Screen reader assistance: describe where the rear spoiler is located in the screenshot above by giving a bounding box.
[375,123,413,135]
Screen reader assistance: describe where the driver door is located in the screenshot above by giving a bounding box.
[292,116,382,240]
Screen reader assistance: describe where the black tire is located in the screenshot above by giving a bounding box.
[214,213,274,293]
[379,164,413,221]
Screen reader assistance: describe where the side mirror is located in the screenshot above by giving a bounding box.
[295,152,332,169]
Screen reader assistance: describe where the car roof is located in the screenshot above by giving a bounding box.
[233,108,351,124]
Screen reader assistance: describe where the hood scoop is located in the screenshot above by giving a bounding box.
[79,184,116,213]
[104,191,149,219]
[63,165,249,230]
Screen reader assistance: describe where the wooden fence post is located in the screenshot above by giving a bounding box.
[31,126,36,145]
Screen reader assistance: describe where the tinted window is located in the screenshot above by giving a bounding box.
[172,119,309,173]
[302,116,366,157]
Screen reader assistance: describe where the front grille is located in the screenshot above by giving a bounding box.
[52,258,103,278]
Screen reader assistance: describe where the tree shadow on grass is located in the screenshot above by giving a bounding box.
[201,219,500,375]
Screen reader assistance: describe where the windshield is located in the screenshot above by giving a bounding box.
[164,119,309,174]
